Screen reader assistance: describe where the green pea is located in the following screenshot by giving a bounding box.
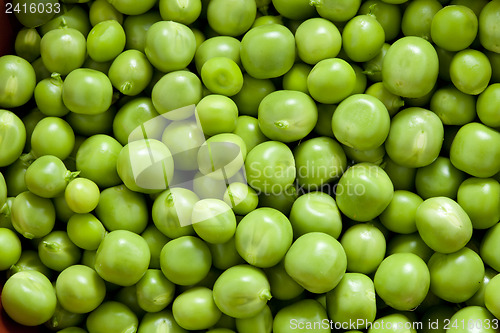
[89,0,123,26]
[201,57,243,97]
[430,85,476,125]
[86,301,138,333]
[194,36,241,74]
[273,299,330,333]
[295,18,342,65]
[108,49,153,96]
[258,184,298,216]
[428,247,485,303]
[40,28,86,76]
[172,287,221,330]
[457,178,500,230]
[39,4,91,37]
[136,269,175,313]
[326,273,377,329]
[38,231,81,272]
[207,237,245,270]
[235,305,273,333]
[308,58,356,104]
[289,191,342,239]
[207,0,256,36]
[160,236,211,286]
[359,0,402,41]
[138,310,187,333]
[385,107,444,168]
[480,222,500,272]
[311,0,361,22]
[0,228,22,271]
[11,191,55,239]
[152,188,197,238]
[14,28,41,62]
[231,74,275,117]
[45,302,85,331]
[285,232,347,294]
[336,163,394,222]
[450,122,500,178]
[282,63,311,94]
[66,214,106,251]
[415,156,467,199]
[141,225,169,269]
[123,11,162,52]
[196,94,238,136]
[235,207,293,268]
[192,199,237,244]
[340,223,386,274]
[264,260,304,301]
[212,264,271,318]
[0,111,27,168]
[466,268,498,307]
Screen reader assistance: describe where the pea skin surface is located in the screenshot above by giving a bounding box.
[2,0,500,331]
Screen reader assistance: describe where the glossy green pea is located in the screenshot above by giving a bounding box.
[138,310,187,333]
[8,250,52,281]
[192,199,237,244]
[385,107,444,168]
[340,223,386,274]
[264,260,304,301]
[114,285,144,317]
[282,63,311,94]
[108,50,153,96]
[326,273,376,329]
[113,97,166,146]
[196,94,238,136]
[431,5,478,51]
[162,120,205,172]
[446,306,497,333]
[273,299,330,333]
[140,225,169,269]
[87,20,125,62]
[415,156,466,199]
[95,230,150,286]
[106,0,157,14]
[245,141,295,194]
[450,49,492,95]
[123,11,161,52]
[430,85,476,125]
[480,222,500,272]
[457,178,500,230]
[0,110,26,167]
[232,116,268,154]
[1,271,57,326]
[294,137,347,189]
[64,178,100,214]
[30,116,75,161]
[295,18,341,65]
[76,134,123,188]
[194,36,241,74]
[382,36,439,98]
[159,0,201,24]
[152,188,197,238]
[212,264,271,318]
[374,253,430,310]
[240,24,295,79]
[231,74,275,117]
[4,159,29,197]
[402,0,442,41]
[207,0,256,36]
[11,191,55,239]
[308,58,356,104]
[477,83,500,128]
[479,0,500,53]
[271,0,315,20]
[40,27,86,76]
[89,0,123,26]
[0,228,22,271]
[86,301,138,333]
[145,21,196,73]
[336,163,394,222]
[152,71,203,120]
[485,274,500,319]
[201,57,243,97]
[428,247,484,303]
[55,265,106,314]
[172,287,221,330]
[258,90,317,143]
[14,28,41,62]
[450,122,500,178]
[311,0,361,22]
[386,233,433,263]
[136,269,175,313]
[25,155,75,198]
[38,230,81,272]
[342,14,385,62]
[332,94,390,151]
[466,268,497,307]
[34,74,69,117]
[235,305,272,333]
[66,213,106,251]
[117,139,174,194]
[95,184,148,233]
[0,55,36,109]
[0,197,14,231]
[289,191,342,239]
[285,232,347,293]
[416,197,472,253]
[235,207,293,268]
[379,190,422,234]
[160,236,211,286]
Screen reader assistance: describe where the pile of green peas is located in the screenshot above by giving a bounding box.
[1,0,500,332]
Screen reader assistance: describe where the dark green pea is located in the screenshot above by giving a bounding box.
[480,222,500,272]
[435,46,455,82]
[82,57,113,74]
[466,268,497,307]
[343,144,386,165]
[7,249,53,279]
[141,225,170,269]
[415,156,467,199]
[0,197,14,230]
[123,11,162,52]
[430,85,476,125]
[138,310,187,333]
[282,63,311,94]
[31,57,51,82]
[114,285,146,319]
[359,0,402,41]
[420,305,456,333]
[457,177,500,230]
[401,0,442,41]
[38,230,81,272]
[86,301,138,333]
[45,302,85,331]
[39,4,91,37]
[363,43,390,82]
[365,82,405,117]
[264,260,304,301]
[273,299,330,333]
[207,237,245,270]
[52,194,75,223]
[386,233,434,263]
[313,104,335,137]
[326,273,377,329]
[66,106,116,137]
[11,191,55,239]
[13,0,58,28]
[382,156,416,191]
[231,74,275,117]
[235,305,272,333]
[136,269,175,313]
[14,27,41,62]
[34,73,69,117]
[89,0,123,26]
